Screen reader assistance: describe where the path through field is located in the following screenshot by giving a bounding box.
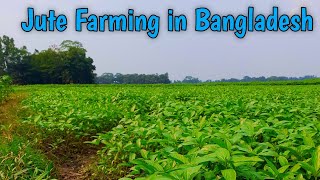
[0,93,26,142]
[0,92,98,180]
[56,148,96,180]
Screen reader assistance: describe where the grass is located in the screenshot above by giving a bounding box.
[0,93,54,180]
[0,91,102,180]
[0,136,54,179]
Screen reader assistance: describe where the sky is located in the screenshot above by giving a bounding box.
[1,0,319,81]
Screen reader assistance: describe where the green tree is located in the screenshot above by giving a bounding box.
[30,48,64,84]
[182,76,201,83]
[59,41,96,84]
[29,40,96,84]
[0,35,28,76]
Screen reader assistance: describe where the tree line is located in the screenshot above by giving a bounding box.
[0,35,317,85]
[210,75,318,83]
[173,75,318,84]
[95,73,171,84]
[0,35,96,84]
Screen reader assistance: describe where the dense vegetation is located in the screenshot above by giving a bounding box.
[17,84,320,179]
[0,136,53,179]
[0,75,12,103]
[0,36,96,84]
[0,77,53,179]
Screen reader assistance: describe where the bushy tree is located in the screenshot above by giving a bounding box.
[0,36,96,84]
[182,76,202,83]
[0,36,29,77]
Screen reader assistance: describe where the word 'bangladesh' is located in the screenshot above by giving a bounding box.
[21,7,314,39]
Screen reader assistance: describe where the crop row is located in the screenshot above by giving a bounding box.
[22,85,320,179]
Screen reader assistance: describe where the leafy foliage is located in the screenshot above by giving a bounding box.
[21,84,320,179]
[0,75,12,103]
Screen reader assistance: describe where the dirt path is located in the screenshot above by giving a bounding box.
[0,93,98,180]
[56,148,97,180]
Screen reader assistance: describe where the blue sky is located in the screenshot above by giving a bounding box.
[1,0,319,80]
